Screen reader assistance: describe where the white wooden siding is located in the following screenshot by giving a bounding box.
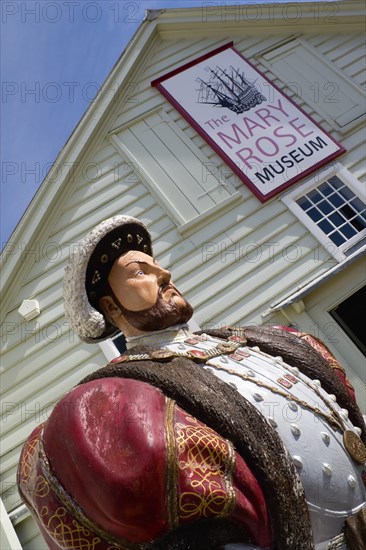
[1,27,365,548]
[260,38,365,131]
[109,109,241,231]
[15,515,47,550]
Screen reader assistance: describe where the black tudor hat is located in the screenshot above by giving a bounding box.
[63,215,153,343]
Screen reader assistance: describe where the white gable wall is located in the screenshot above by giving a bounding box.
[1,20,365,548]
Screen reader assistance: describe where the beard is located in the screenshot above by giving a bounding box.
[114,285,193,332]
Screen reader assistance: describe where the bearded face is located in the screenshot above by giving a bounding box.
[101,251,193,334]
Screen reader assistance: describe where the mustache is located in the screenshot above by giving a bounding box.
[118,284,193,332]
[160,282,181,295]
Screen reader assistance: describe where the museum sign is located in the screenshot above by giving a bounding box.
[152,42,345,202]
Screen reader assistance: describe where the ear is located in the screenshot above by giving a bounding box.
[99,295,121,323]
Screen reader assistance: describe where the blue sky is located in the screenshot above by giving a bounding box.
[1,0,313,248]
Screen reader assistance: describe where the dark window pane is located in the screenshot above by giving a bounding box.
[329,194,343,208]
[350,216,366,232]
[339,187,355,202]
[307,207,322,222]
[297,196,312,210]
[329,231,346,246]
[318,219,333,234]
[319,182,333,196]
[340,203,357,220]
[329,211,345,226]
[328,176,343,190]
[350,197,366,212]
[339,224,356,239]
[317,200,333,215]
[307,189,322,203]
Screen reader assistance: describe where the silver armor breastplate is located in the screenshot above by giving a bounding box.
[166,336,366,547]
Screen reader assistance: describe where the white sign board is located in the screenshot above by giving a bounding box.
[152,43,345,202]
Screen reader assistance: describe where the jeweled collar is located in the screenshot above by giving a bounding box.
[125,323,193,349]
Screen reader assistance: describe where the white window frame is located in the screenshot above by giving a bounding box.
[282,162,366,262]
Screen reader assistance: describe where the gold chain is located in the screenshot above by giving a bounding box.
[121,339,348,433]
[206,360,343,432]
[252,348,350,433]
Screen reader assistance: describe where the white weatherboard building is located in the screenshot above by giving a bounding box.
[1,2,365,547]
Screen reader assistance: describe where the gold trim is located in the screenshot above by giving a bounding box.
[38,436,146,549]
[299,332,347,374]
[221,440,236,518]
[111,341,242,365]
[175,413,234,521]
[343,430,366,465]
[165,398,179,529]
[39,506,102,550]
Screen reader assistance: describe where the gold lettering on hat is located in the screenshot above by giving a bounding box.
[112,238,122,249]
[101,254,108,263]
[136,234,143,244]
[143,245,148,252]
[92,271,101,285]
[127,234,133,243]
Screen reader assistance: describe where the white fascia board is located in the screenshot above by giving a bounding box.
[0,499,22,550]
[154,1,366,37]
[269,245,366,312]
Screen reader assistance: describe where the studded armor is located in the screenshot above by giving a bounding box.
[18,327,366,550]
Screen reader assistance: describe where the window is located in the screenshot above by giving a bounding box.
[108,109,241,233]
[297,176,366,249]
[259,38,365,133]
[282,163,366,261]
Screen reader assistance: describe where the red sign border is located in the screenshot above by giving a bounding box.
[152,42,346,202]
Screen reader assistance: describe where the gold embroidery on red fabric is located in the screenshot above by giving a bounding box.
[35,475,50,498]
[165,398,179,529]
[40,506,102,549]
[19,428,41,482]
[38,435,144,549]
[19,429,135,549]
[175,413,236,522]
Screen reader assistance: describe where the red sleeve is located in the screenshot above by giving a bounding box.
[18,377,272,549]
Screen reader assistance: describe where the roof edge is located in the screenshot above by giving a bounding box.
[144,9,166,22]
[267,246,366,313]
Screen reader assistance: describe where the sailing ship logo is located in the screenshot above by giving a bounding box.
[196,65,266,114]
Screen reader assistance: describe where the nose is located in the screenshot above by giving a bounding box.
[156,266,171,286]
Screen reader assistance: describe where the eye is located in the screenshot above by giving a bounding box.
[136,269,145,276]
